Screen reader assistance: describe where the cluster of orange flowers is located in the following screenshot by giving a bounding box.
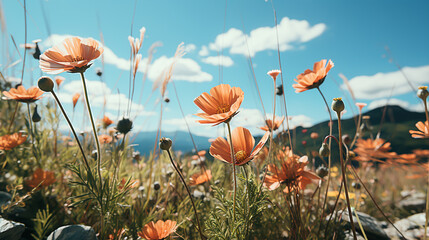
[0,133,27,150]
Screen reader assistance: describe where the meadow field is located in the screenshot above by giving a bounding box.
[0,1,428,239]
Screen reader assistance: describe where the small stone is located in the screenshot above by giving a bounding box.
[0,217,25,240]
[341,210,389,240]
[47,225,97,240]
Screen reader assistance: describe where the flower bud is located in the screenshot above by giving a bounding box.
[348,151,356,159]
[116,118,133,135]
[331,97,345,113]
[342,134,351,145]
[276,84,284,96]
[32,105,41,123]
[159,137,172,151]
[91,150,98,159]
[164,97,170,103]
[32,40,41,60]
[417,86,428,101]
[351,182,361,190]
[153,181,161,191]
[319,143,330,157]
[316,166,329,178]
[38,76,54,92]
[96,68,103,77]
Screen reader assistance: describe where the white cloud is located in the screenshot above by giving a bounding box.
[41,34,212,83]
[208,17,326,57]
[57,79,155,116]
[162,108,313,138]
[148,56,212,82]
[184,43,196,53]
[344,65,429,99]
[201,56,234,67]
[368,98,424,112]
[198,46,209,56]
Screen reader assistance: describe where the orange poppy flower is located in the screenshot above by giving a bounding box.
[260,116,285,131]
[0,133,27,150]
[409,121,429,138]
[72,93,80,108]
[98,134,113,144]
[354,138,397,162]
[39,37,104,74]
[26,168,56,189]
[292,59,334,93]
[137,220,177,240]
[194,84,244,126]
[210,127,269,165]
[263,156,320,192]
[189,170,212,186]
[55,76,65,87]
[101,116,114,129]
[2,86,44,103]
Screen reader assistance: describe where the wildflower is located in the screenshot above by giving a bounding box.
[260,116,285,131]
[310,132,319,139]
[39,37,104,74]
[197,150,206,156]
[264,156,320,192]
[0,133,27,150]
[267,69,281,81]
[55,76,65,87]
[98,135,113,144]
[101,116,113,129]
[189,170,212,186]
[355,102,367,111]
[292,59,334,92]
[354,138,397,162]
[71,93,80,109]
[409,121,429,138]
[2,86,44,103]
[194,84,244,126]
[137,220,177,240]
[25,168,56,189]
[210,127,269,165]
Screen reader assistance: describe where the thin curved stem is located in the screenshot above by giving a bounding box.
[50,91,91,174]
[337,113,357,240]
[423,100,428,240]
[350,109,363,149]
[316,87,333,232]
[166,149,205,240]
[226,122,237,222]
[26,103,39,167]
[79,72,102,189]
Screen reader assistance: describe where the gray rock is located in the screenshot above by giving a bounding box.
[0,192,11,208]
[385,213,428,240]
[0,217,25,240]
[398,197,426,213]
[341,210,389,240]
[47,225,97,240]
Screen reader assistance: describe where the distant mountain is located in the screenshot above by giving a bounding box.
[131,130,211,155]
[130,105,428,156]
[289,105,428,157]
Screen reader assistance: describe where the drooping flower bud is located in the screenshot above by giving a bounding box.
[331,97,345,113]
[116,118,133,135]
[276,84,284,96]
[32,105,41,123]
[96,68,103,77]
[32,39,41,60]
[38,76,54,92]
[159,137,172,151]
[153,181,161,191]
[164,97,170,103]
[319,143,330,157]
[316,166,329,178]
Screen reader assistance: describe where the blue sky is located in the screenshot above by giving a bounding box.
[1,0,429,137]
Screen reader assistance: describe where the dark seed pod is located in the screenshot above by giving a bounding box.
[32,105,41,122]
[116,118,133,134]
[153,182,161,191]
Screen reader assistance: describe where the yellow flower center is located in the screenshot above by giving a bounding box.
[217,104,231,114]
[234,150,248,164]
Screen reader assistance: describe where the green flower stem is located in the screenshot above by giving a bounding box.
[166,149,205,240]
[337,113,358,240]
[79,72,102,189]
[226,122,237,222]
